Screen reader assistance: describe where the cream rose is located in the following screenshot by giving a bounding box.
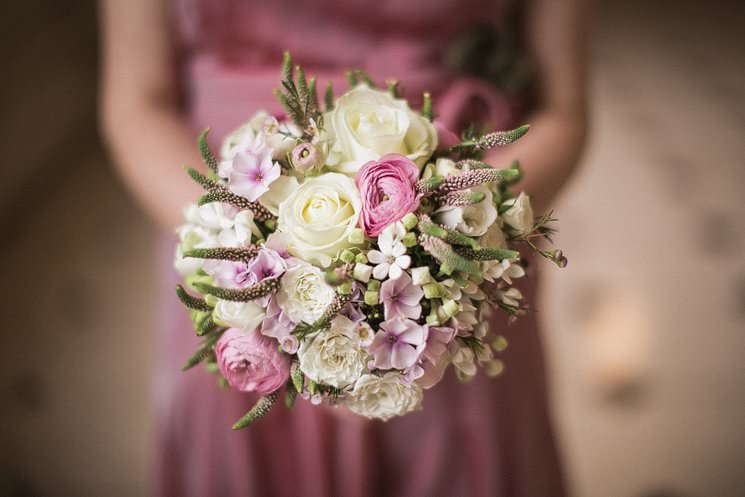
[276,261,335,325]
[297,316,370,388]
[345,372,423,421]
[277,173,361,267]
[435,185,498,237]
[213,300,266,331]
[502,192,534,235]
[323,85,437,174]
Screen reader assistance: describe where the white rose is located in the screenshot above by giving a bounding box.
[258,175,299,215]
[276,261,335,324]
[277,173,361,267]
[323,85,437,174]
[298,316,369,388]
[502,192,534,235]
[345,373,423,421]
[435,185,498,237]
[213,300,265,331]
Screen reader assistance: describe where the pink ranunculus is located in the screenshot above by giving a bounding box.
[215,328,290,395]
[355,154,421,238]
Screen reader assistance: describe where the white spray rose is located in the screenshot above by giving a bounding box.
[221,111,301,162]
[502,192,534,235]
[277,173,361,267]
[345,373,423,421]
[297,316,369,388]
[276,261,335,324]
[213,300,265,331]
[174,203,256,276]
[435,185,498,237]
[323,85,437,174]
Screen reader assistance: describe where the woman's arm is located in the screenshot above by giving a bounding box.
[99,0,202,230]
[487,0,590,213]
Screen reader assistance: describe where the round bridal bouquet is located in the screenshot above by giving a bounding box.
[174,53,567,428]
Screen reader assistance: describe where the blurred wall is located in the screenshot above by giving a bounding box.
[1,1,744,497]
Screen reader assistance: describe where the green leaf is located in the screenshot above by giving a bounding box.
[421,92,433,121]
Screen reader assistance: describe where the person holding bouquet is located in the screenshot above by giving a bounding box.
[99,0,588,496]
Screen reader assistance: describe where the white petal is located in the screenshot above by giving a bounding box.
[367,250,385,264]
[391,242,406,257]
[389,263,403,280]
[373,263,390,280]
[395,255,411,270]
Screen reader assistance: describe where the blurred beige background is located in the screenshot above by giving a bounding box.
[1,1,744,496]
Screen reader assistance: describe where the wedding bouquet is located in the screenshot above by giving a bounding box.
[174,53,566,428]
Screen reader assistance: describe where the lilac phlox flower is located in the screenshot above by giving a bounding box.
[417,326,456,389]
[218,133,280,202]
[260,297,297,353]
[368,318,428,370]
[204,248,286,304]
[380,271,424,320]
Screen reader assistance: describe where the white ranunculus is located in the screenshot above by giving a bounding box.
[502,192,534,235]
[276,261,335,324]
[435,185,498,237]
[213,300,265,331]
[277,173,361,267]
[258,175,300,215]
[345,372,423,421]
[323,85,437,174]
[297,316,369,388]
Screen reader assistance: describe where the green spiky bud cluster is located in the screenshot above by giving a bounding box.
[184,246,260,263]
[197,189,277,222]
[176,284,213,311]
[197,129,219,172]
[440,190,487,207]
[232,391,280,430]
[418,233,481,277]
[194,278,280,303]
[418,215,480,250]
[454,246,520,261]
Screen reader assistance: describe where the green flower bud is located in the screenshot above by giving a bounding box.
[348,228,365,245]
[338,281,354,295]
[340,249,356,264]
[441,298,459,318]
[355,253,368,264]
[402,212,418,230]
[353,263,373,283]
[401,232,417,247]
[411,266,433,286]
[364,291,379,306]
[367,279,381,291]
[423,282,443,299]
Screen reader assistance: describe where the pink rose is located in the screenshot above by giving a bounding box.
[215,328,290,395]
[355,154,421,237]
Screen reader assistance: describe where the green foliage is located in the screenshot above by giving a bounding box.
[276,52,321,132]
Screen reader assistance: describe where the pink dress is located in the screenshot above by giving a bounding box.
[157,1,566,496]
